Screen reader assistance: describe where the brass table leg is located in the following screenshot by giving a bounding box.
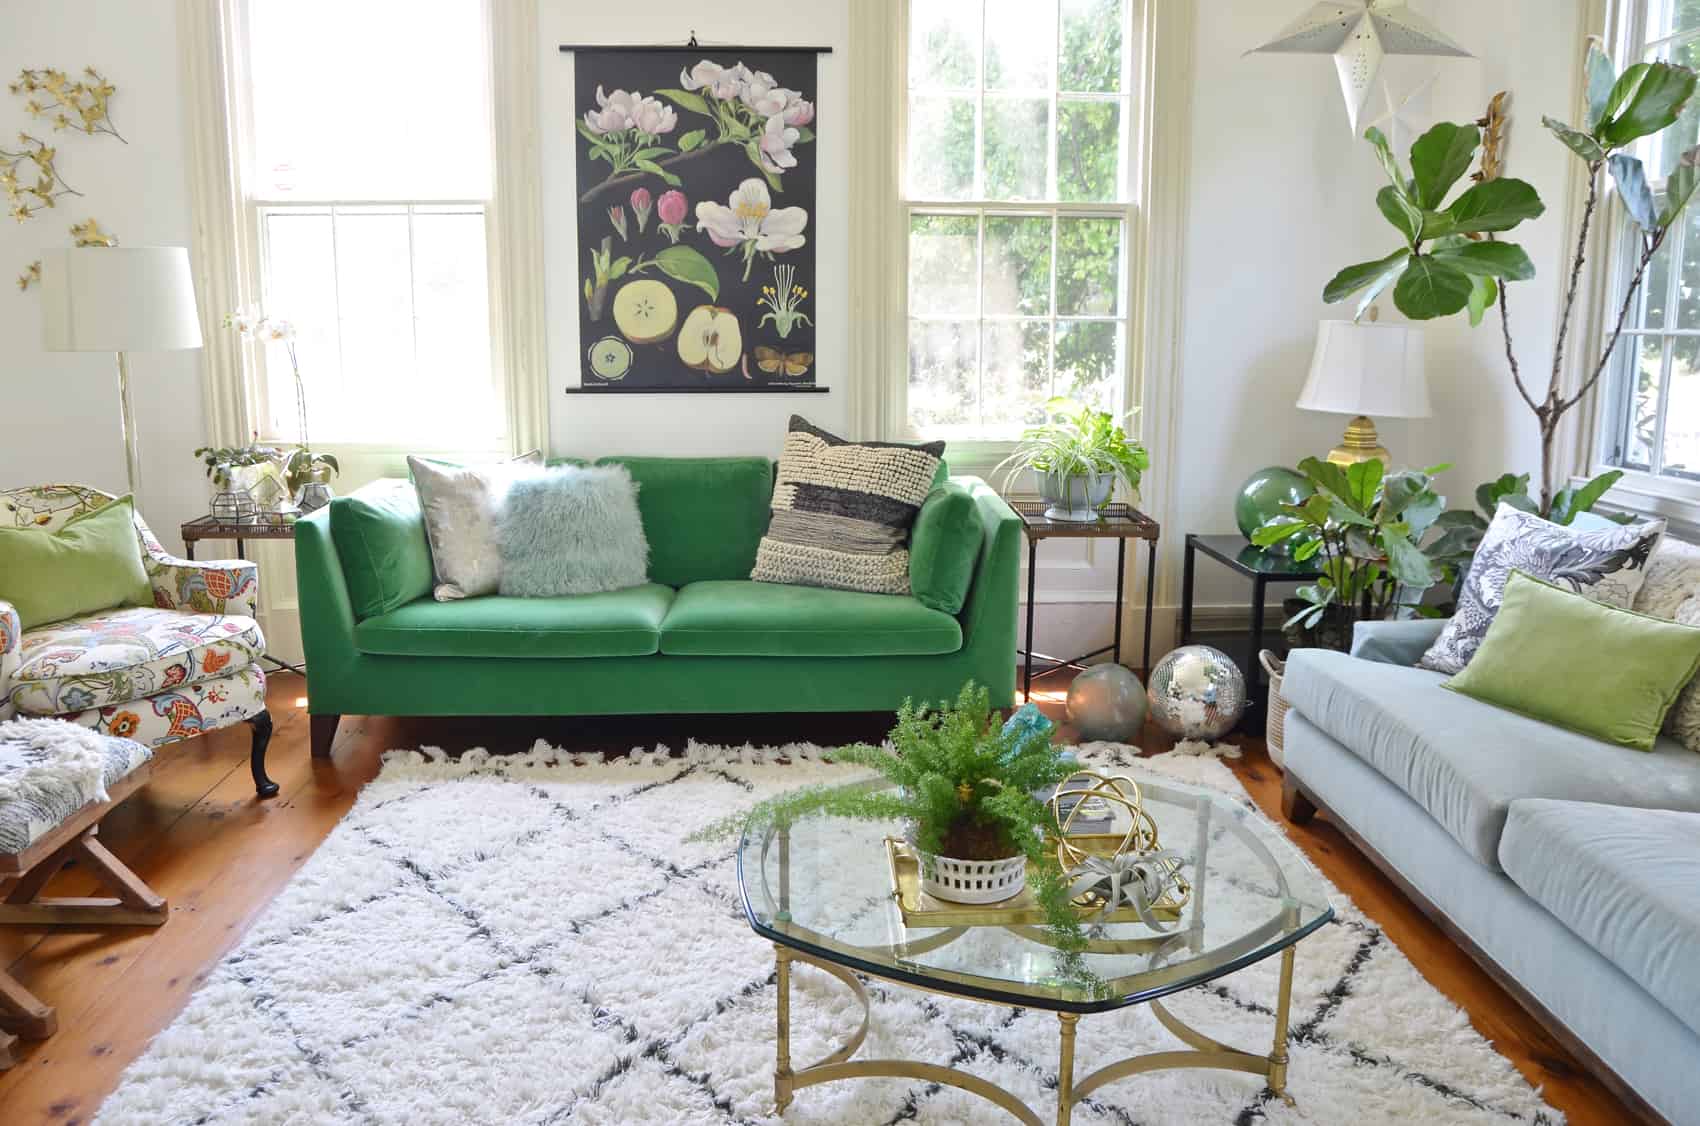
[1268,939,1296,1103]
[1057,1012,1079,1126]
[774,944,793,1113]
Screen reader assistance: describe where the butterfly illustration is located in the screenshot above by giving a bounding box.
[753,346,813,378]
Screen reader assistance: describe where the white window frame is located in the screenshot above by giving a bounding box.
[230,0,510,460]
[1584,0,1700,524]
[895,0,1144,475]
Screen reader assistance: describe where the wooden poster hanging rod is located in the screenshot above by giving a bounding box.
[560,33,834,54]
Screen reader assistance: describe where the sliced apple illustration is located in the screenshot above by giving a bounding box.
[611,279,678,345]
[677,305,743,374]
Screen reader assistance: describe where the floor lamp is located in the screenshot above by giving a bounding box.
[39,247,204,500]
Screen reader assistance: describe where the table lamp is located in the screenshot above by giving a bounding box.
[1297,318,1429,466]
[39,246,203,500]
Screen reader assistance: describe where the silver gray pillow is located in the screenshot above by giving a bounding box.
[1419,503,1665,674]
[408,453,543,600]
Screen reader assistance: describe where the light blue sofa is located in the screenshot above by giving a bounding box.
[1280,619,1700,1126]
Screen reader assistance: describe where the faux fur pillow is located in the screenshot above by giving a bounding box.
[1420,504,1665,674]
[497,465,649,596]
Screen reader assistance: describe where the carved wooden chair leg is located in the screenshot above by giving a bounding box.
[248,710,279,798]
[0,827,168,927]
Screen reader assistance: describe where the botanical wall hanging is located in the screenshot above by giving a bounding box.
[562,43,825,393]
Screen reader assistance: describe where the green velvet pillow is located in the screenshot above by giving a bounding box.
[1446,570,1700,751]
[0,495,151,629]
[909,482,982,614]
[328,480,435,619]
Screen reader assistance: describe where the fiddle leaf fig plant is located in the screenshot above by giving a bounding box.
[1323,42,1700,517]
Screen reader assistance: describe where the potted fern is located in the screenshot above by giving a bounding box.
[995,398,1149,521]
[694,683,1091,958]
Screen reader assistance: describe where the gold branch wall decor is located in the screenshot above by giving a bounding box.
[0,133,81,221]
[16,259,39,291]
[10,68,125,142]
[71,217,116,246]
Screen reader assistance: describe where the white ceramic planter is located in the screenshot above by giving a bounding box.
[918,850,1027,904]
[1040,470,1114,521]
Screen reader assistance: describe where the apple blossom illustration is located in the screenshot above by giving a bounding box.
[757,264,811,339]
[577,60,814,204]
[608,203,628,241]
[695,178,806,282]
[583,235,720,322]
[656,190,688,244]
[629,187,652,233]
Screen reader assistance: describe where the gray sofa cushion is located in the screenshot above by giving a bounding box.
[1501,799,1700,1039]
[1282,648,1700,867]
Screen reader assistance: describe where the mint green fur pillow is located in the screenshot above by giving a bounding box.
[497,466,650,596]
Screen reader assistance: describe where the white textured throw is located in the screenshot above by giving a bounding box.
[0,717,116,805]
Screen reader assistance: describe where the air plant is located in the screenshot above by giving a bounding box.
[756,264,811,338]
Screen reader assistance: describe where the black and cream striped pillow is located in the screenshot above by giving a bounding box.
[751,416,945,596]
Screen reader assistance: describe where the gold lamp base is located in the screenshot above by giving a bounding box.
[1325,415,1390,467]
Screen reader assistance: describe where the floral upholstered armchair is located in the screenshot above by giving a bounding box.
[0,485,277,797]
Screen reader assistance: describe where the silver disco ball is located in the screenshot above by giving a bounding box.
[1066,663,1147,742]
[1147,645,1247,740]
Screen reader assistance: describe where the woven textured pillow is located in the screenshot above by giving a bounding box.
[1630,538,1700,752]
[751,416,945,595]
[1420,504,1665,674]
[497,465,649,597]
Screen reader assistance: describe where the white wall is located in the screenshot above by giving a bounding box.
[1176,0,1585,606]
[539,1,851,459]
[0,0,206,551]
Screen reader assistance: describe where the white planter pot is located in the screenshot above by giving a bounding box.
[1040,470,1114,521]
[918,850,1027,904]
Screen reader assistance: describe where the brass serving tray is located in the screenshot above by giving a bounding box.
[884,837,1183,928]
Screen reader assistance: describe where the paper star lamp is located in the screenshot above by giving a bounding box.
[1250,2,1471,134]
[1366,72,1438,155]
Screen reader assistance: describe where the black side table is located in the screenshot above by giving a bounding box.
[1179,534,1323,730]
[1010,502,1159,701]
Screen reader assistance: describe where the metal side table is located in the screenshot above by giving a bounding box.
[1011,502,1159,701]
[179,516,305,677]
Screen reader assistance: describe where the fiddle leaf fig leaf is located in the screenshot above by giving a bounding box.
[1345,457,1384,512]
[1251,519,1307,547]
[1609,154,1657,229]
[1356,255,1408,323]
[1443,177,1546,233]
[1586,43,1618,131]
[1364,126,1408,193]
[1466,275,1498,326]
[1323,248,1410,304]
[1410,122,1480,209]
[1383,529,1436,587]
[1543,116,1608,163]
[1660,146,1700,226]
[1377,184,1421,242]
[1599,60,1698,147]
[1431,240,1536,280]
[1394,255,1475,319]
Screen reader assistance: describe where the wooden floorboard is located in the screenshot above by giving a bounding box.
[0,668,1634,1124]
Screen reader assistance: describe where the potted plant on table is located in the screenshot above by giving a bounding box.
[193,440,286,523]
[224,308,339,511]
[995,398,1149,521]
[694,683,1092,962]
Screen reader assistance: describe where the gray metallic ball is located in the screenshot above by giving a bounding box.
[1065,663,1148,742]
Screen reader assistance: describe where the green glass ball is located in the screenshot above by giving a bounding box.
[1235,466,1314,556]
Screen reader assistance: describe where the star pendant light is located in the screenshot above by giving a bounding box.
[1249,2,1471,134]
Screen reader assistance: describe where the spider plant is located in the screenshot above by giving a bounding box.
[994,398,1149,516]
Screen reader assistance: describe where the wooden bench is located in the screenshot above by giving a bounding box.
[0,735,167,1068]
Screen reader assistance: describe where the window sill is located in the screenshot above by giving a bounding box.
[1586,468,1700,540]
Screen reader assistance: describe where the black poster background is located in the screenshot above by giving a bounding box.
[572,49,818,390]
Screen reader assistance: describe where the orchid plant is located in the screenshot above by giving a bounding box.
[576,60,815,204]
[223,308,338,494]
[696,178,808,282]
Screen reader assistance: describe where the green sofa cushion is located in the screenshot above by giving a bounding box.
[329,481,435,620]
[0,495,151,629]
[353,583,676,658]
[660,579,962,657]
[909,482,982,614]
[596,456,772,587]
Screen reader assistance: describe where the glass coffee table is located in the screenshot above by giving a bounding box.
[737,773,1334,1125]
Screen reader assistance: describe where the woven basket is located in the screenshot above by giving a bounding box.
[1261,650,1289,769]
[918,851,1028,904]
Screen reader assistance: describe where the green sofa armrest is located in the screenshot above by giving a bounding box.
[295,508,360,710]
[952,477,1020,703]
[1350,617,1447,666]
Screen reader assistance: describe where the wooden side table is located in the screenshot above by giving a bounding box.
[1010,502,1159,701]
[178,517,305,676]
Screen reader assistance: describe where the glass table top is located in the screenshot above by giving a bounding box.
[737,773,1334,1013]
[1188,534,1324,579]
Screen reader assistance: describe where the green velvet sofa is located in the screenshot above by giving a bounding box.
[294,456,1021,757]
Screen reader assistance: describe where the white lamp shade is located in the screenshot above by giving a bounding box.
[39,247,203,352]
[1297,319,1430,419]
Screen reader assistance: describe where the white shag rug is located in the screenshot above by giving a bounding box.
[97,741,1562,1126]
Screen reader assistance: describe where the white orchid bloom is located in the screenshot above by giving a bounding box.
[223,305,264,336]
[261,319,296,343]
[757,113,801,173]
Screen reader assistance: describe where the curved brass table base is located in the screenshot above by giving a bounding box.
[772,939,1297,1125]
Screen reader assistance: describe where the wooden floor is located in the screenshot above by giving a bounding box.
[0,668,1634,1124]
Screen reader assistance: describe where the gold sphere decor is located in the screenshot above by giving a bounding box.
[1046,771,1191,925]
